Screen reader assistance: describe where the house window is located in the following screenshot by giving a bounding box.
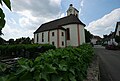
[66,28,70,40]
[52,32,54,36]
[62,41,64,46]
[52,41,55,45]
[61,32,64,36]
[42,39,44,42]
[76,14,78,17]
[48,32,50,42]
[42,33,44,42]
[119,31,120,36]
[37,34,39,43]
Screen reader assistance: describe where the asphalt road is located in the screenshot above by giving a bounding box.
[94,45,120,81]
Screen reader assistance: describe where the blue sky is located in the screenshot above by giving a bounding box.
[1,0,120,40]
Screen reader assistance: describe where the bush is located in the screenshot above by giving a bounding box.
[0,44,94,81]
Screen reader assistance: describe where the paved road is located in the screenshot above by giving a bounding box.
[94,45,120,81]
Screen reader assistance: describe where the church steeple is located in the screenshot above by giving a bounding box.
[67,4,79,17]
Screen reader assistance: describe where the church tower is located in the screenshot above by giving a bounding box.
[67,4,79,17]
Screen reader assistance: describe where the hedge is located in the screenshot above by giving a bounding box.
[0,44,56,59]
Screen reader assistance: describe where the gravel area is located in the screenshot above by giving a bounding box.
[84,55,100,81]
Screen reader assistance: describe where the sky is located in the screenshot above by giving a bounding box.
[1,0,120,40]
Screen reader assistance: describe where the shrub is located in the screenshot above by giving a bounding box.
[0,44,94,81]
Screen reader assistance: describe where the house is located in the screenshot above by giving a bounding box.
[102,22,120,46]
[107,32,116,45]
[103,32,118,46]
[91,36,102,45]
[114,22,120,36]
[34,4,86,48]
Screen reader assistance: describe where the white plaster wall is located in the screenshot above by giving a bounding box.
[39,31,49,44]
[59,30,66,48]
[79,25,85,44]
[34,33,41,44]
[34,31,49,44]
[34,34,37,43]
[43,31,49,43]
[34,24,85,47]
[63,24,78,46]
[49,30,58,48]
[116,24,120,36]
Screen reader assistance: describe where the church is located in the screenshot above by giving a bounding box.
[34,4,86,48]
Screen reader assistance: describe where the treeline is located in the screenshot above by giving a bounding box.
[0,37,34,45]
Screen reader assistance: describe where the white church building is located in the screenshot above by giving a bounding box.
[34,4,86,48]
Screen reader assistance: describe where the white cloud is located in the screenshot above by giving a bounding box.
[8,18,17,25]
[86,8,120,37]
[19,17,30,27]
[80,0,84,7]
[2,20,34,40]
[12,0,62,25]
[49,0,61,6]
[2,0,63,40]
[79,0,84,17]
[59,13,66,18]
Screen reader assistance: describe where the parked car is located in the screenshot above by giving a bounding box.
[105,45,118,50]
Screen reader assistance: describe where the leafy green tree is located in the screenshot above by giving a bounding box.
[0,0,11,35]
[85,29,93,43]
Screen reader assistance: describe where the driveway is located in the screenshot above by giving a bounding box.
[94,45,120,81]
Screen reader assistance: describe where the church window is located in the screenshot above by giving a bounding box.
[42,33,44,42]
[62,32,64,36]
[62,41,64,46]
[66,28,70,40]
[76,14,78,17]
[37,34,39,43]
[119,31,120,36]
[52,32,54,36]
[52,41,55,45]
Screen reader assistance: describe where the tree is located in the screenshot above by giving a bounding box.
[84,29,93,43]
[8,38,14,44]
[15,37,32,44]
[0,0,11,35]
[0,37,6,44]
